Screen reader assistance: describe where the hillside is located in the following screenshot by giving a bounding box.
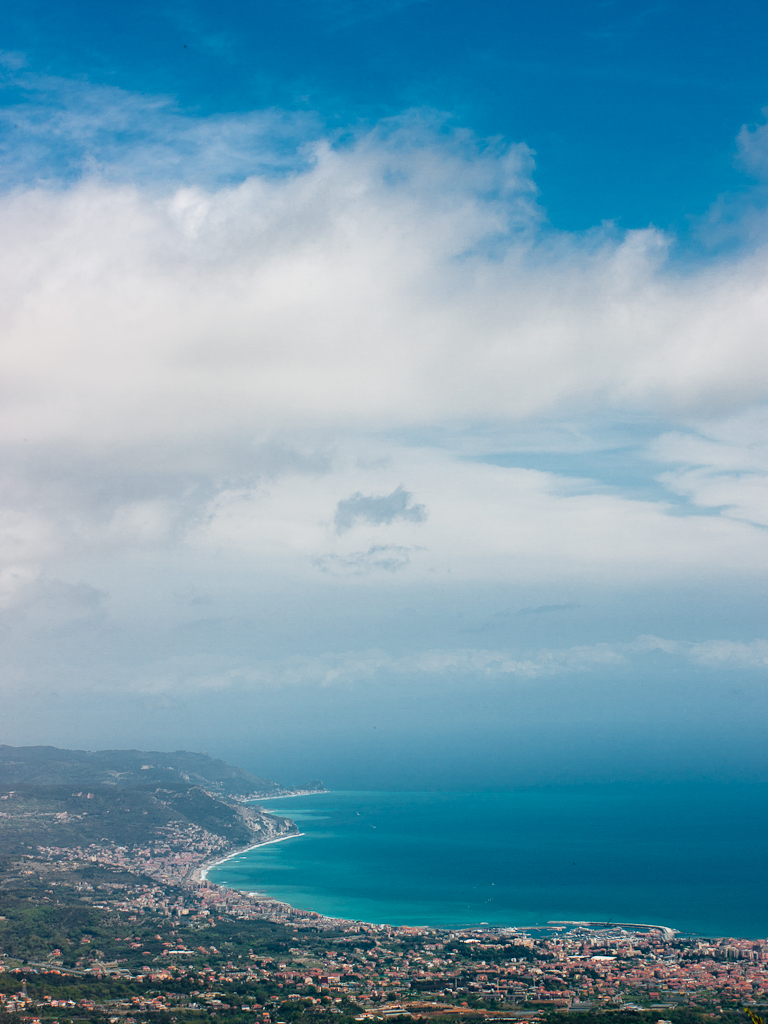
[0,746,326,883]
[0,745,320,798]
[0,782,259,857]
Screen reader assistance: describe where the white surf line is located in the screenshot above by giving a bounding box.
[249,790,327,801]
[199,831,304,882]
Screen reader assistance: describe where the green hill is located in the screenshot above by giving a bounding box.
[0,746,284,797]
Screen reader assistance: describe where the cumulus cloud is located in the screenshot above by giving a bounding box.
[2,99,768,589]
[3,91,768,471]
[334,485,427,533]
[5,72,768,720]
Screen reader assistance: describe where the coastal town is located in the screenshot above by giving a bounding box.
[3,832,768,1021]
[1,749,765,1024]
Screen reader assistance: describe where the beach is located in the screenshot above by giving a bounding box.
[196,830,305,883]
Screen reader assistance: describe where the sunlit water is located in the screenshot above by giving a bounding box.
[207,785,768,937]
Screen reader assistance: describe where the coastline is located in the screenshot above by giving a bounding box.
[191,787,768,939]
[191,787,323,885]
[249,789,328,802]
[196,830,305,883]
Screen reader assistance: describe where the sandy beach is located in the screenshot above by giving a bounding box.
[197,831,304,883]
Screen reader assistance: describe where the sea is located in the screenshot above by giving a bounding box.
[206,785,768,938]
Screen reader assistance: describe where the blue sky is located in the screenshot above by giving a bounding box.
[5,0,768,229]
[2,0,768,788]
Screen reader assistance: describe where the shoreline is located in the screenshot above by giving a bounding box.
[194,833,680,938]
[248,789,327,802]
[239,788,328,803]
[197,830,305,882]
[187,792,707,938]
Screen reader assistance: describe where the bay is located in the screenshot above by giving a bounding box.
[207,785,768,938]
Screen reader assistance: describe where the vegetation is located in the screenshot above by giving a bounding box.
[0,748,763,1024]
[0,746,293,798]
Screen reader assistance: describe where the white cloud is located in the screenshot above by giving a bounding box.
[15,633,766,699]
[172,445,768,588]
[5,77,768,710]
[153,634,768,691]
[650,408,768,526]
[0,66,317,188]
[3,104,768,471]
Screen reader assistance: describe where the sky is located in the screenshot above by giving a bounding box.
[2,0,768,789]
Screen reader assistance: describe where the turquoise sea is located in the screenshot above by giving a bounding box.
[207,786,768,938]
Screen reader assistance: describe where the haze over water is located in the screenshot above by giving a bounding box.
[208,786,768,939]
